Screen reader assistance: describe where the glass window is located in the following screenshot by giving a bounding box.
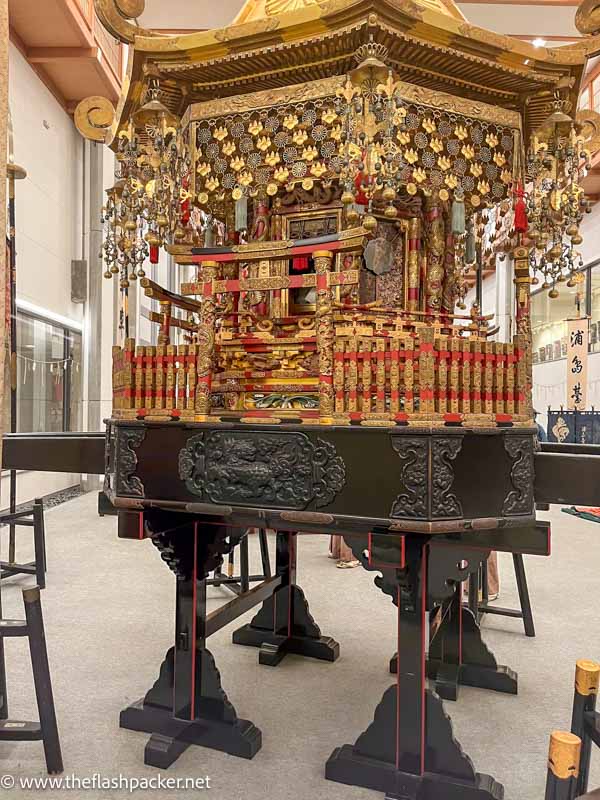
[594,82,600,112]
[16,313,82,433]
[531,276,587,364]
[590,265,600,354]
[580,86,590,110]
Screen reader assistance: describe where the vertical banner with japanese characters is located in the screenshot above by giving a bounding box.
[567,317,589,410]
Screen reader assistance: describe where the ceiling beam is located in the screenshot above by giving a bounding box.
[27,47,100,64]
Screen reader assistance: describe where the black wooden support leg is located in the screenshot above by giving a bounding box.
[545,731,581,800]
[571,660,600,796]
[258,529,271,579]
[233,530,339,666]
[513,553,535,637]
[120,515,261,769]
[427,583,518,700]
[23,586,63,774]
[0,579,7,721]
[33,501,46,590]
[326,535,503,800]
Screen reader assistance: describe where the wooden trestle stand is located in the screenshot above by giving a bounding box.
[106,419,546,799]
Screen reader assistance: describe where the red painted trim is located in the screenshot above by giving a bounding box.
[420,546,427,775]
[190,523,198,721]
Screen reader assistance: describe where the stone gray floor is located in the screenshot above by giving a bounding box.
[0,493,598,799]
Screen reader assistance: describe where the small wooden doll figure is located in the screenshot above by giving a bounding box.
[252,199,271,242]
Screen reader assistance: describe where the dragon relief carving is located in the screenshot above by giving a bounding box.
[503,435,535,516]
[178,431,345,509]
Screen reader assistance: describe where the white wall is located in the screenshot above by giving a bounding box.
[9,43,83,325]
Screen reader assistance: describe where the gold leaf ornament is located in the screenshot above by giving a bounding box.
[197,162,212,177]
[274,166,290,183]
[477,180,490,195]
[322,108,338,124]
[422,118,436,134]
[469,163,482,177]
[493,152,506,167]
[445,174,458,189]
[404,148,418,164]
[302,146,318,162]
[413,167,427,184]
[485,132,499,148]
[397,131,410,146]
[310,162,327,178]
[293,130,308,146]
[222,141,236,156]
[231,156,246,172]
[430,137,443,154]
[213,126,229,142]
[256,135,272,152]
[205,177,220,192]
[454,125,468,140]
[438,155,451,171]
[461,144,475,160]
[330,125,343,141]
[265,151,281,167]
[283,114,299,130]
[239,171,254,187]
[248,119,263,136]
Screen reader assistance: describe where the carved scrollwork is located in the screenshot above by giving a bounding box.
[576,0,600,35]
[390,437,428,518]
[431,437,463,518]
[576,109,600,157]
[74,96,116,143]
[115,427,146,497]
[503,435,535,516]
[178,431,346,510]
[94,0,157,43]
[178,434,205,496]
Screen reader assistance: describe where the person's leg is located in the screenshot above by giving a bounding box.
[487,552,499,599]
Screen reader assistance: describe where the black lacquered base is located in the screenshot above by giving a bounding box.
[120,700,261,768]
[232,536,339,666]
[233,626,339,666]
[426,661,518,701]
[326,745,503,800]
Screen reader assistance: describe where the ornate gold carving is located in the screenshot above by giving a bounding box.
[315,251,335,419]
[196,262,218,417]
[190,77,346,122]
[425,193,445,313]
[74,96,116,143]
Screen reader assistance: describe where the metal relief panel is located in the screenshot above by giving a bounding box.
[431,436,463,519]
[115,427,146,497]
[178,430,345,510]
[390,437,429,519]
[503,434,535,516]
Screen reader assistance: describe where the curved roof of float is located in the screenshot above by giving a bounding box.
[94,0,600,143]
